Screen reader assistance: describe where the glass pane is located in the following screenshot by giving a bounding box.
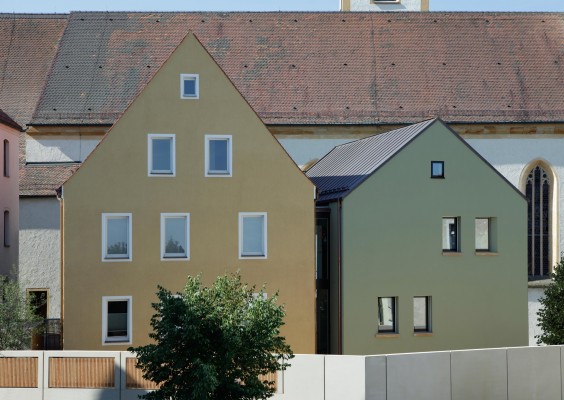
[209,139,228,172]
[413,297,428,331]
[432,161,443,177]
[378,297,395,332]
[183,78,196,97]
[152,138,171,172]
[442,218,457,251]
[475,218,489,250]
[242,216,264,256]
[107,301,128,337]
[164,217,187,257]
[106,217,128,257]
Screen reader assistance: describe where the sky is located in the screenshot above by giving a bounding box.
[0,0,563,13]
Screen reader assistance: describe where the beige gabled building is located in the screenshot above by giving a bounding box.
[60,33,316,352]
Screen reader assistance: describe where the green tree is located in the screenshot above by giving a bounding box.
[537,258,564,345]
[130,273,293,400]
[0,276,44,350]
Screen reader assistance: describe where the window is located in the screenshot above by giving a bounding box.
[205,135,232,177]
[413,296,431,333]
[3,210,9,247]
[442,217,459,252]
[102,213,132,261]
[102,296,132,344]
[431,161,444,178]
[3,139,8,177]
[475,218,491,251]
[27,289,48,319]
[180,74,199,99]
[239,213,267,259]
[377,297,397,333]
[161,213,190,260]
[148,134,175,176]
[526,165,551,277]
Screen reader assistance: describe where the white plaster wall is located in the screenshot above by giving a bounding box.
[465,137,564,256]
[528,287,545,346]
[26,134,102,163]
[19,197,61,318]
[349,0,423,11]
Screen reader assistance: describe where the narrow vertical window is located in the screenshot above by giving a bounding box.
[239,213,267,258]
[3,139,8,177]
[161,213,190,260]
[205,135,232,177]
[148,134,175,176]
[102,214,132,261]
[3,210,9,247]
[413,296,431,333]
[377,297,397,333]
[102,296,132,344]
[526,165,551,277]
[442,217,459,252]
[475,218,490,251]
[180,74,199,99]
[431,161,444,178]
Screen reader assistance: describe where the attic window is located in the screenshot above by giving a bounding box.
[372,0,400,3]
[431,161,444,179]
[180,74,199,99]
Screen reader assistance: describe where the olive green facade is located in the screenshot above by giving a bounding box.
[331,122,528,354]
[61,34,315,353]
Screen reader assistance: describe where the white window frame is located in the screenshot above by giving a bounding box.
[239,212,268,259]
[102,213,132,262]
[180,74,199,99]
[148,134,176,177]
[102,296,132,345]
[160,213,190,261]
[205,135,232,177]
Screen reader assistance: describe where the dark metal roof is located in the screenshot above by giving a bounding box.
[29,11,564,126]
[307,119,436,202]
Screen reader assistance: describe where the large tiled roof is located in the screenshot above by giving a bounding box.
[31,11,564,126]
[0,14,68,127]
[0,109,20,130]
[20,163,79,197]
[307,119,436,202]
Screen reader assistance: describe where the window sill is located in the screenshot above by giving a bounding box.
[375,333,400,338]
[414,332,433,337]
[103,339,131,345]
[442,251,462,256]
[161,257,190,262]
[475,251,498,256]
[102,258,132,262]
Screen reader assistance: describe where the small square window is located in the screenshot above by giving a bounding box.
[475,218,491,251]
[239,213,267,259]
[102,296,132,344]
[161,213,190,260]
[431,161,444,178]
[442,217,459,252]
[414,296,431,333]
[205,135,232,177]
[180,74,199,99]
[148,134,175,176]
[378,297,397,333]
[102,213,132,261]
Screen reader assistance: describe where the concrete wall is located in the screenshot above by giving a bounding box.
[62,34,315,353]
[3,346,564,400]
[0,122,19,275]
[19,197,61,318]
[339,122,528,354]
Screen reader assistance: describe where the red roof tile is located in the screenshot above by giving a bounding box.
[20,164,79,196]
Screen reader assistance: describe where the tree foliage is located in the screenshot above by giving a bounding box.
[537,258,564,345]
[130,273,293,400]
[0,276,43,350]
